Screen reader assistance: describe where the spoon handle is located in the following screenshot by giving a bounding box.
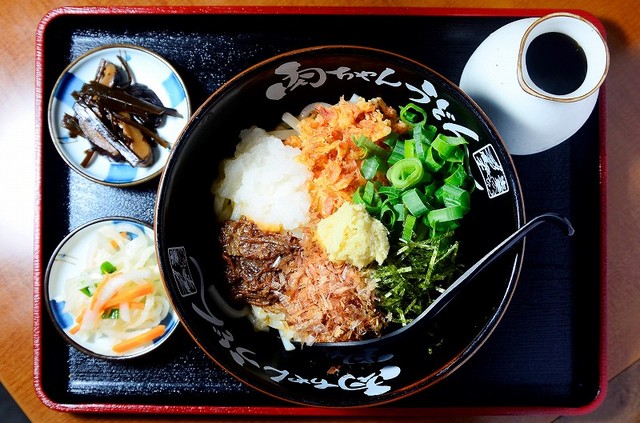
[423,213,575,319]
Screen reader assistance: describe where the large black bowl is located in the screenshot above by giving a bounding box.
[155,45,525,407]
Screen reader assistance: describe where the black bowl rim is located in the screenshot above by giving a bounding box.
[154,44,526,406]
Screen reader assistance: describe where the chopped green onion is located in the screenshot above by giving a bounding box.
[360,156,382,180]
[424,147,443,173]
[393,203,406,222]
[378,185,402,200]
[414,138,427,161]
[101,308,119,319]
[436,184,471,211]
[352,188,364,205]
[404,139,416,159]
[444,163,468,187]
[427,206,467,228]
[386,157,424,190]
[383,132,399,147]
[380,202,398,227]
[387,140,405,165]
[431,135,458,160]
[402,213,417,241]
[401,188,430,218]
[353,135,390,161]
[362,180,376,204]
[399,103,428,128]
[353,181,382,214]
[424,181,439,198]
[79,286,92,297]
[100,261,117,274]
[431,134,467,163]
[414,124,437,145]
[355,102,474,254]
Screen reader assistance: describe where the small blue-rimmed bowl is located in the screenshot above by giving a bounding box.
[48,44,191,187]
[45,217,180,360]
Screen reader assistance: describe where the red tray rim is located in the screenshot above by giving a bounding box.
[33,5,608,417]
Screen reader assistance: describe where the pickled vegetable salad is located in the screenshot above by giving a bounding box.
[63,222,171,354]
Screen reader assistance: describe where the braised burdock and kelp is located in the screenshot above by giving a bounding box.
[61,56,182,168]
[213,97,475,349]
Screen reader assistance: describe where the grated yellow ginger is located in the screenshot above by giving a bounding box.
[315,202,389,269]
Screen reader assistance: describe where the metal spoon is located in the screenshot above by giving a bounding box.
[317,212,575,348]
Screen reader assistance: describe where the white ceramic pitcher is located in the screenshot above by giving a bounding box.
[460,13,609,155]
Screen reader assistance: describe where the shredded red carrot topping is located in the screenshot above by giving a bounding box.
[285,97,393,220]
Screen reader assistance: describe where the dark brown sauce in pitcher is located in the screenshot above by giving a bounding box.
[525,32,588,96]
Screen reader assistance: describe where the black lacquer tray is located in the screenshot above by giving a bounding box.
[34,6,606,417]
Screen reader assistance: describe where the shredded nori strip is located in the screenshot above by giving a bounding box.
[373,231,461,325]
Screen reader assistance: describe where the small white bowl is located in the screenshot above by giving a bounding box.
[48,44,191,186]
[45,217,180,360]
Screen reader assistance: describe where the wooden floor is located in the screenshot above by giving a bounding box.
[555,359,640,423]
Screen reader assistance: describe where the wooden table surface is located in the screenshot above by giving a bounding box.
[1,0,638,422]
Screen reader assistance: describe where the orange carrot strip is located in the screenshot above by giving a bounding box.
[128,302,145,310]
[75,309,86,323]
[112,325,165,354]
[69,309,86,334]
[90,274,111,310]
[102,283,154,310]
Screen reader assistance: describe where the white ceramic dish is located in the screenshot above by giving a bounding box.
[459,13,608,155]
[45,217,180,360]
[48,44,191,186]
